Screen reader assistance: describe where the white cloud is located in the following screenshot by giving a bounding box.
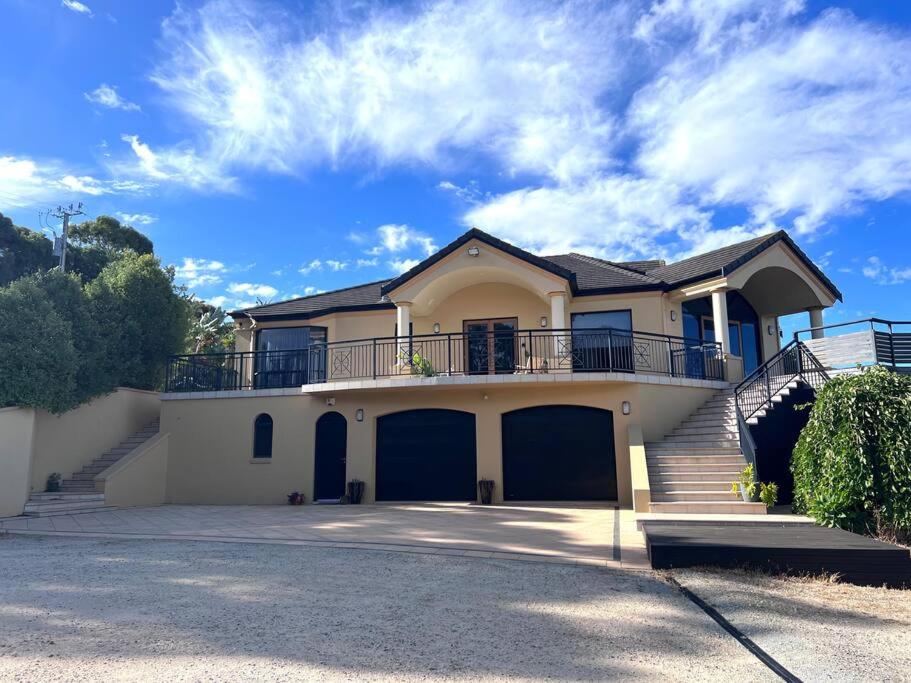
[227,282,279,298]
[85,84,141,112]
[62,0,92,16]
[629,8,911,235]
[298,259,322,274]
[326,260,348,271]
[174,257,226,288]
[356,258,378,268]
[148,0,624,184]
[119,134,236,192]
[116,212,157,225]
[389,258,421,274]
[375,224,437,256]
[862,257,911,285]
[0,155,149,207]
[208,295,228,308]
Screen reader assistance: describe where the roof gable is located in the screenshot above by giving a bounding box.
[380,228,577,296]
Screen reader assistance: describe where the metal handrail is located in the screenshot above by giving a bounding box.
[165,327,725,392]
[793,317,911,340]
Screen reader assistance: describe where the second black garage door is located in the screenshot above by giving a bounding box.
[502,405,617,501]
[376,409,477,501]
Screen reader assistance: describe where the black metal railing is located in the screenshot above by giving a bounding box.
[734,340,829,422]
[165,328,725,393]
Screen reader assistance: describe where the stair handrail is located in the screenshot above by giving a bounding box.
[734,341,829,422]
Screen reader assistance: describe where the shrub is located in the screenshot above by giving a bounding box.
[792,366,911,537]
[0,277,77,412]
[86,253,189,390]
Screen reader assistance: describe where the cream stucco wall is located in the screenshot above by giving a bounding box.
[413,282,549,334]
[162,380,717,508]
[0,407,36,517]
[99,433,169,509]
[29,388,160,493]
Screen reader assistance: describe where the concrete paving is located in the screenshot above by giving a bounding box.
[0,503,651,570]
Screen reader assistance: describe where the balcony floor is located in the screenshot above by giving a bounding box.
[161,370,729,400]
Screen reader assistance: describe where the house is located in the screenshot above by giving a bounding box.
[158,228,841,512]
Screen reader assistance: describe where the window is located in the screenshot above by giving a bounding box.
[253,414,273,458]
[570,310,634,372]
[254,326,328,388]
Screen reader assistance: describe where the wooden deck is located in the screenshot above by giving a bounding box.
[643,522,911,588]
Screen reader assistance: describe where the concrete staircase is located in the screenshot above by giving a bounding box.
[23,418,160,517]
[745,379,801,425]
[646,389,766,514]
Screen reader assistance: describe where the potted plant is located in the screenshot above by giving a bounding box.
[478,479,495,505]
[287,491,305,505]
[347,479,365,505]
[759,482,779,509]
[730,464,758,502]
[46,473,61,493]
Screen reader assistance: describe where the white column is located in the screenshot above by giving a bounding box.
[711,288,731,355]
[808,307,825,339]
[396,302,411,365]
[549,292,566,331]
[549,292,567,366]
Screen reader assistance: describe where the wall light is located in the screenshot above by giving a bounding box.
[355,408,364,422]
[540,316,548,328]
[326,397,336,406]
[433,322,441,334]
[670,310,678,322]
[621,401,631,416]
[467,246,480,257]
[767,324,775,336]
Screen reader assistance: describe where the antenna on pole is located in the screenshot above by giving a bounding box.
[49,202,85,272]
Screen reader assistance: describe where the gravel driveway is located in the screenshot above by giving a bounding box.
[0,535,773,682]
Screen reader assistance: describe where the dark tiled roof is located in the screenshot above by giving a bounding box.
[231,229,841,320]
[543,253,663,293]
[646,230,842,300]
[616,259,666,273]
[229,280,392,320]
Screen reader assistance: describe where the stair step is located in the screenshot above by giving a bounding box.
[646,445,742,455]
[28,492,104,502]
[651,491,741,502]
[24,499,107,514]
[649,470,743,480]
[648,501,767,514]
[649,480,735,491]
[24,506,116,518]
[664,433,739,443]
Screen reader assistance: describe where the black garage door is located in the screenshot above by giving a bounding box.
[376,409,477,501]
[502,405,617,501]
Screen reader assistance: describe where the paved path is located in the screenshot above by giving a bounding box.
[0,535,773,681]
[0,503,650,569]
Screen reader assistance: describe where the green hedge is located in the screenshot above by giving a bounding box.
[792,365,911,536]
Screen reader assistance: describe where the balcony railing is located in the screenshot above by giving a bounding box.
[793,318,911,374]
[165,328,724,393]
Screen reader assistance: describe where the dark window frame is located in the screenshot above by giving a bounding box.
[253,413,274,458]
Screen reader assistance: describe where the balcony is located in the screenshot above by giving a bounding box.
[165,328,725,394]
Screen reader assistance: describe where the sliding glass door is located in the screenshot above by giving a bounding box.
[255,326,327,388]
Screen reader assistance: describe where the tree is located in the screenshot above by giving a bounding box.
[0,277,77,412]
[186,298,235,354]
[86,253,189,390]
[69,215,153,255]
[0,212,155,285]
[29,269,113,403]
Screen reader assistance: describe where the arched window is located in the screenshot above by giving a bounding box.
[253,414,273,458]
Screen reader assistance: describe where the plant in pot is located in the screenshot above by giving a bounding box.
[478,479,495,505]
[730,464,758,502]
[347,479,365,505]
[759,482,779,509]
[287,491,305,505]
[46,473,61,493]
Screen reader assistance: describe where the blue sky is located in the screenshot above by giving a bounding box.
[1,0,909,336]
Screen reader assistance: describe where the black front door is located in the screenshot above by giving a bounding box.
[376,409,477,501]
[464,318,517,374]
[314,412,347,500]
[502,405,617,500]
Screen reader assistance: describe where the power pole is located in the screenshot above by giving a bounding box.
[50,203,84,272]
